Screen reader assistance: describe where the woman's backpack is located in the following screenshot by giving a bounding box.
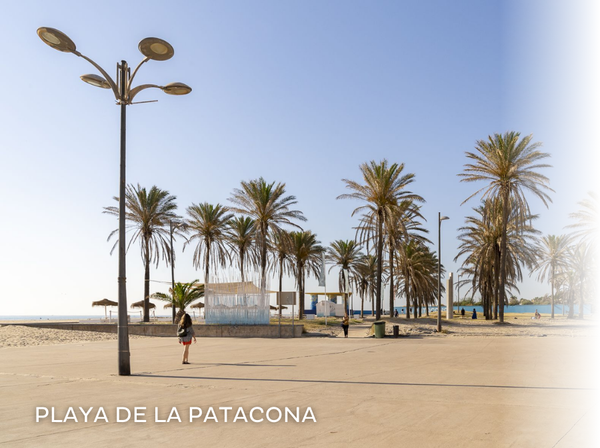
[177,325,188,337]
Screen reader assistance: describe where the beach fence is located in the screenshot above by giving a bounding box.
[204,280,269,325]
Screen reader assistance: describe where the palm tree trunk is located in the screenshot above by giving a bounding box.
[360,292,364,318]
[204,243,210,287]
[260,224,268,291]
[278,257,283,317]
[389,247,394,317]
[405,267,411,319]
[240,250,245,284]
[498,191,510,323]
[375,211,383,320]
[568,289,574,319]
[578,276,584,319]
[550,266,555,319]
[299,268,305,320]
[143,239,150,323]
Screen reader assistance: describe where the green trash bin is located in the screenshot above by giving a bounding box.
[373,321,386,338]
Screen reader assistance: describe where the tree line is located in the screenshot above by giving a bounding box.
[104,131,597,324]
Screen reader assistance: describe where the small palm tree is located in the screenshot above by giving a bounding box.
[338,160,423,320]
[152,280,205,323]
[104,184,179,322]
[185,203,233,286]
[269,229,293,315]
[354,254,377,318]
[567,243,595,319]
[226,216,257,283]
[229,178,306,290]
[326,240,364,316]
[459,132,552,322]
[289,231,324,319]
[531,234,571,319]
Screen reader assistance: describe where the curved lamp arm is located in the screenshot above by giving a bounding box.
[73,50,120,101]
[128,57,150,93]
[129,84,163,103]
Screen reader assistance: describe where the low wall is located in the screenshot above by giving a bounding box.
[12,322,304,338]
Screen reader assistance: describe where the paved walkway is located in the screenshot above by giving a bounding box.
[0,334,597,447]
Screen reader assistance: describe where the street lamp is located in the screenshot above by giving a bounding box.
[37,27,191,376]
[437,213,449,332]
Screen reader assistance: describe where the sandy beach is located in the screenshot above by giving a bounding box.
[1,315,596,348]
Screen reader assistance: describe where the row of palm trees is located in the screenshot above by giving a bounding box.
[104,131,596,324]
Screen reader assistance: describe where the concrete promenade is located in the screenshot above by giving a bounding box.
[0,332,597,447]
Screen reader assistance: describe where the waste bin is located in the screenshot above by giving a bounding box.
[373,321,386,338]
[393,325,399,338]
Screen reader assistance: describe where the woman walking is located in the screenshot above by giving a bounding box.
[177,313,196,364]
[341,315,349,338]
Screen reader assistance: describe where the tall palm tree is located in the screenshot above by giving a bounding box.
[226,216,257,283]
[338,160,423,320]
[289,231,324,319]
[104,184,179,322]
[459,132,552,322]
[269,229,293,315]
[229,178,306,290]
[531,234,571,319]
[185,203,233,286]
[152,280,204,323]
[326,240,363,316]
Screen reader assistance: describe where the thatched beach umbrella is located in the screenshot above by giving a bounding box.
[92,298,118,319]
[130,300,156,310]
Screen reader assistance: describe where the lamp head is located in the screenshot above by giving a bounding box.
[37,27,76,52]
[80,74,111,89]
[138,37,174,61]
[162,82,192,95]
[440,216,450,221]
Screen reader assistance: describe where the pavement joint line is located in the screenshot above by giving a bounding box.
[129,374,596,392]
[550,407,592,448]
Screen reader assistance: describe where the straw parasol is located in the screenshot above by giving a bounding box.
[92,298,118,319]
[130,300,156,310]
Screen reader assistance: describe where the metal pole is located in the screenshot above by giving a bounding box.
[117,61,131,375]
[170,221,176,323]
[437,212,442,333]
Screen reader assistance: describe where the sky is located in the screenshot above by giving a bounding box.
[0,0,598,315]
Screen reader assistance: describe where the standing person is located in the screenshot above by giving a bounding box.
[472,308,477,319]
[461,308,465,317]
[341,314,349,338]
[394,309,399,318]
[177,313,196,364]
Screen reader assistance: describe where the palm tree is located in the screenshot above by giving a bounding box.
[104,184,179,322]
[567,192,598,250]
[383,202,428,317]
[185,203,233,286]
[567,243,595,319]
[289,231,324,319]
[152,280,204,323]
[459,132,552,322]
[531,235,571,319]
[229,178,306,291]
[226,216,257,283]
[269,229,293,315]
[338,160,423,320]
[326,240,363,316]
[456,199,539,319]
[354,254,377,318]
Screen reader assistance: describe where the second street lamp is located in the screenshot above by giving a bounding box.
[437,213,449,333]
[37,27,192,376]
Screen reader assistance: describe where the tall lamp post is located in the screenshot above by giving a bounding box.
[37,27,192,376]
[437,213,449,332]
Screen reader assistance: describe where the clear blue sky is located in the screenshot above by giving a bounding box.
[1,0,597,315]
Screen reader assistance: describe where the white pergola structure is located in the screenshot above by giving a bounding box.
[205,281,269,325]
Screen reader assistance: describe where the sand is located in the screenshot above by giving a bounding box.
[0,325,148,348]
[0,315,596,348]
